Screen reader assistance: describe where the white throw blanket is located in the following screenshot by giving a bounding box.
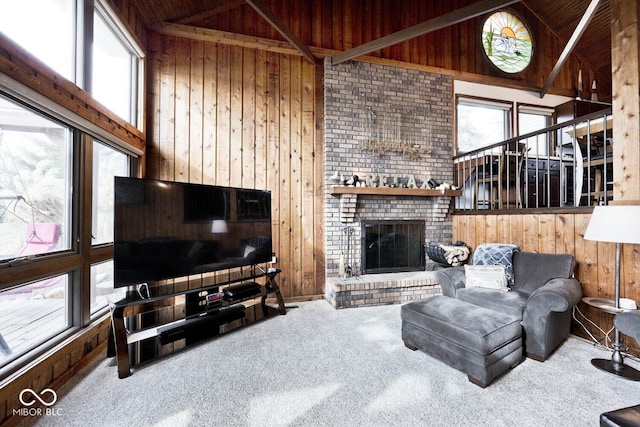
[439,245,470,266]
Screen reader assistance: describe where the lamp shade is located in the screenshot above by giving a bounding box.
[211,219,228,234]
[584,205,640,244]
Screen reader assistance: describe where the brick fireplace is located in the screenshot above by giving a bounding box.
[323,58,456,308]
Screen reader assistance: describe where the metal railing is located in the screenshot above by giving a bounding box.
[454,108,612,211]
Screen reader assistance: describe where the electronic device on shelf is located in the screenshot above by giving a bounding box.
[113,177,272,289]
[205,292,223,309]
[223,282,263,303]
[157,305,246,345]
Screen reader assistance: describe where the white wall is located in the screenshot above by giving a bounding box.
[454,80,572,107]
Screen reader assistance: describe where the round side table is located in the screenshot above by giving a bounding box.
[582,297,637,314]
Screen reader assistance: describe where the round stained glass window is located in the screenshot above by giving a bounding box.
[482,11,533,73]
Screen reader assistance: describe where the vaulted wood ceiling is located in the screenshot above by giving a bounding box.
[134,0,612,94]
[525,0,611,88]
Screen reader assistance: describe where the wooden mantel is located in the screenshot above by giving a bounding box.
[330,186,462,197]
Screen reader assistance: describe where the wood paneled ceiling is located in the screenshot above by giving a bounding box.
[523,0,611,87]
[134,0,612,93]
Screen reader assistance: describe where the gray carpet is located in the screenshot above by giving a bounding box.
[21,300,640,426]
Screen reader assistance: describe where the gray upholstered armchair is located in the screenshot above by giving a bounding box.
[435,245,583,361]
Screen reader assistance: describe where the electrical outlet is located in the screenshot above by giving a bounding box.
[84,339,93,354]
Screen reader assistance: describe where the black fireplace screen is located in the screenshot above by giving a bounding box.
[362,221,425,274]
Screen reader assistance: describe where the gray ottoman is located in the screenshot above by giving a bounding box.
[401,295,523,387]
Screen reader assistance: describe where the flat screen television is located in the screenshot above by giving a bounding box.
[113,177,272,288]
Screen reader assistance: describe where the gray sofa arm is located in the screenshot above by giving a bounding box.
[527,278,583,311]
[522,277,583,361]
[433,266,466,297]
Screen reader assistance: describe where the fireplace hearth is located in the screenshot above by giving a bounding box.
[362,220,425,274]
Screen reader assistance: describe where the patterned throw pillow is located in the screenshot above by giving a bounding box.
[472,243,520,286]
[464,265,509,292]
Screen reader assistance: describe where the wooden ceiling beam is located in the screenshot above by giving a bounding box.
[245,0,317,64]
[539,0,602,98]
[174,0,246,25]
[332,0,520,65]
[153,22,300,56]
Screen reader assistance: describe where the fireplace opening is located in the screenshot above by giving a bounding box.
[362,220,425,274]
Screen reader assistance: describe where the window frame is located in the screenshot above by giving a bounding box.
[92,0,144,128]
[517,104,554,156]
[0,0,144,130]
[0,0,78,82]
[0,85,135,377]
[455,95,513,155]
[0,0,142,378]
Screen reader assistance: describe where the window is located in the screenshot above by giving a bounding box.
[0,0,143,128]
[0,98,74,368]
[519,106,553,156]
[0,274,70,368]
[92,141,128,245]
[0,97,72,260]
[481,11,533,74]
[92,4,142,125]
[0,90,133,375]
[0,0,76,81]
[91,260,124,314]
[456,97,511,153]
[0,0,141,378]
[90,141,128,314]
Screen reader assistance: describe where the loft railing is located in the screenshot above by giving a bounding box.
[454,108,613,211]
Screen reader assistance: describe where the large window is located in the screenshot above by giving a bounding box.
[0,0,143,129]
[0,91,132,374]
[0,275,70,368]
[0,90,130,372]
[92,4,142,124]
[456,97,512,153]
[0,0,76,81]
[0,97,72,260]
[0,96,75,371]
[0,0,139,377]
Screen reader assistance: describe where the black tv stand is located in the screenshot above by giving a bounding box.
[107,268,285,378]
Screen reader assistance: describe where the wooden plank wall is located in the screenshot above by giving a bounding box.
[453,212,640,355]
[140,0,607,304]
[144,32,324,300]
[189,0,607,97]
[611,0,640,201]
[110,0,149,47]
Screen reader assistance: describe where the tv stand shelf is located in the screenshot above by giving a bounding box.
[107,268,285,378]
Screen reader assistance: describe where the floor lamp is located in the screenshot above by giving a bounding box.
[583,204,640,381]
